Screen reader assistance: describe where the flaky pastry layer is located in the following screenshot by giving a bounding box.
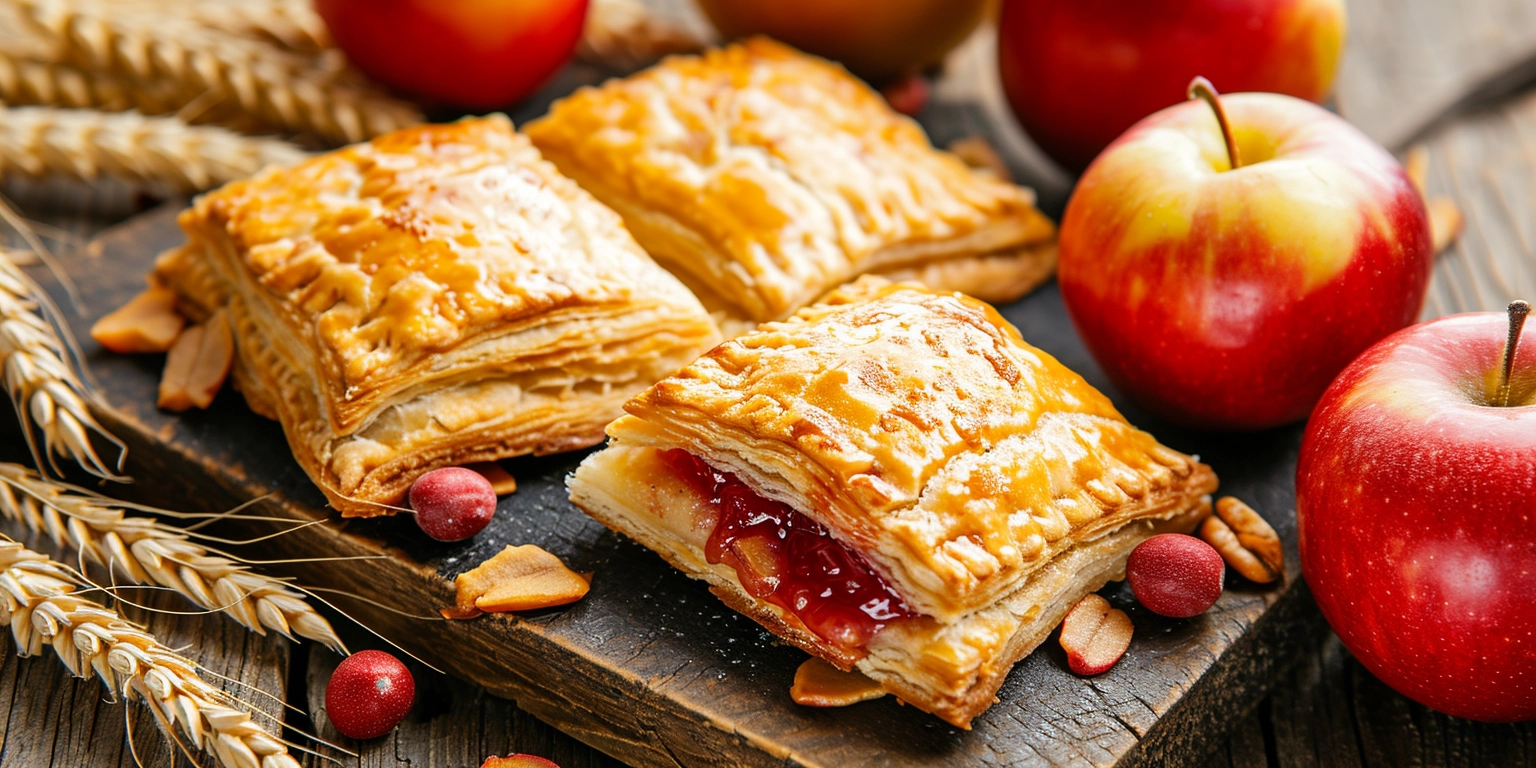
[525,38,1057,322]
[158,117,721,515]
[567,277,1219,726]
[611,278,1217,621]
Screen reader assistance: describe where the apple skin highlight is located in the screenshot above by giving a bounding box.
[1059,92,1433,430]
[1297,312,1536,722]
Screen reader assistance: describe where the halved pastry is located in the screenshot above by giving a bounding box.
[568,277,1218,727]
[156,116,721,516]
[525,38,1058,327]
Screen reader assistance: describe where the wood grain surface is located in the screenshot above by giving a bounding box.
[1418,86,1536,318]
[1334,0,1536,149]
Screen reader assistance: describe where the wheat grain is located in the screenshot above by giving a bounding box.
[18,0,422,144]
[0,251,125,479]
[181,0,331,53]
[0,461,345,651]
[0,105,308,192]
[0,539,304,768]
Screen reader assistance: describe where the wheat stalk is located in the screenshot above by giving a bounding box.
[0,251,125,479]
[0,539,304,768]
[0,50,232,118]
[0,105,308,192]
[180,0,331,53]
[0,461,346,651]
[18,0,422,144]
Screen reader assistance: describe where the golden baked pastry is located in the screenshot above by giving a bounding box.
[568,277,1217,727]
[157,116,721,516]
[525,38,1058,326]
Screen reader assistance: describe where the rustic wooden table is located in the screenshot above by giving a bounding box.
[3,0,1536,765]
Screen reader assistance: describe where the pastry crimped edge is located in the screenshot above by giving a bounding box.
[568,443,1215,727]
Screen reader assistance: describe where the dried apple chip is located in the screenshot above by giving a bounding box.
[790,657,887,707]
[91,284,185,353]
[464,461,518,496]
[443,544,590,620]
[157,309,233,412]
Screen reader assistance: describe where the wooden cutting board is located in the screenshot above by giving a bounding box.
[39,200,1322,768]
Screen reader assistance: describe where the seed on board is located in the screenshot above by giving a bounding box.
[1059,593,1133,676]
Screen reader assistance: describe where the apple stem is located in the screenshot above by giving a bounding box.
[1499,300,1530,407]
[1187,76,1242,171]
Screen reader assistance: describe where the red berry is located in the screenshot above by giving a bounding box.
[409,467,496,542]
[325,650,415,739]
[881,74,931,116]
[1126,533,1225,618]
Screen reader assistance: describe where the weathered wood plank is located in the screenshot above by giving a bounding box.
[1419,86,1536,318]
[30,191,1322,768]
[1335,0,1536,149]
[1268,633,1536,768]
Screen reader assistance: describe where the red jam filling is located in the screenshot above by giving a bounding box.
[660,449,917,653]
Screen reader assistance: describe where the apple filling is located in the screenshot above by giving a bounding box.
[659,449,917,654]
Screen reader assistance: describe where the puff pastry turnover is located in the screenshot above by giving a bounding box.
[156,116,721,516]
[568,277,1217,727]
[525,38,1058,326]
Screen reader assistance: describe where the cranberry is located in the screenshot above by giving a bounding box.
[881,74,931,116]
[324,650,414,739]
[1126,533,1226,618]
[409,467,496,542]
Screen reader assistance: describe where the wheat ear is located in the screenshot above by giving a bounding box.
[0,462,346,652]
[0,50,215,116]
[0,539,304,768]
[18,0,422,144]
[0,252,126,479]
[0,105,308,192]
[180,0,332,53]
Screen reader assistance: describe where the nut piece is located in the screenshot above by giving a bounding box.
[1200,496,1284,583]
[790,657,887,707]
[442,544,590,620]
[464,461,517,496]
[1402,145,1463,255]
[948,136,1013,183]
[481,755,560,768]
[91,285,185,353]
[157,309,233,412]
[1058,593,1133,676]
[1427,197,1464,255]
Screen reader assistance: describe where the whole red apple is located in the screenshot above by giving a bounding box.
[998,0,1347,173]
[315,0,588,109]
[1297,304,1535,722]
[1058,85,1433,430]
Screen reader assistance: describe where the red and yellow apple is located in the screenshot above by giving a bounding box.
[998,0,1347,173]
[1297,304,1535,721]
[1058,87,1434,430]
